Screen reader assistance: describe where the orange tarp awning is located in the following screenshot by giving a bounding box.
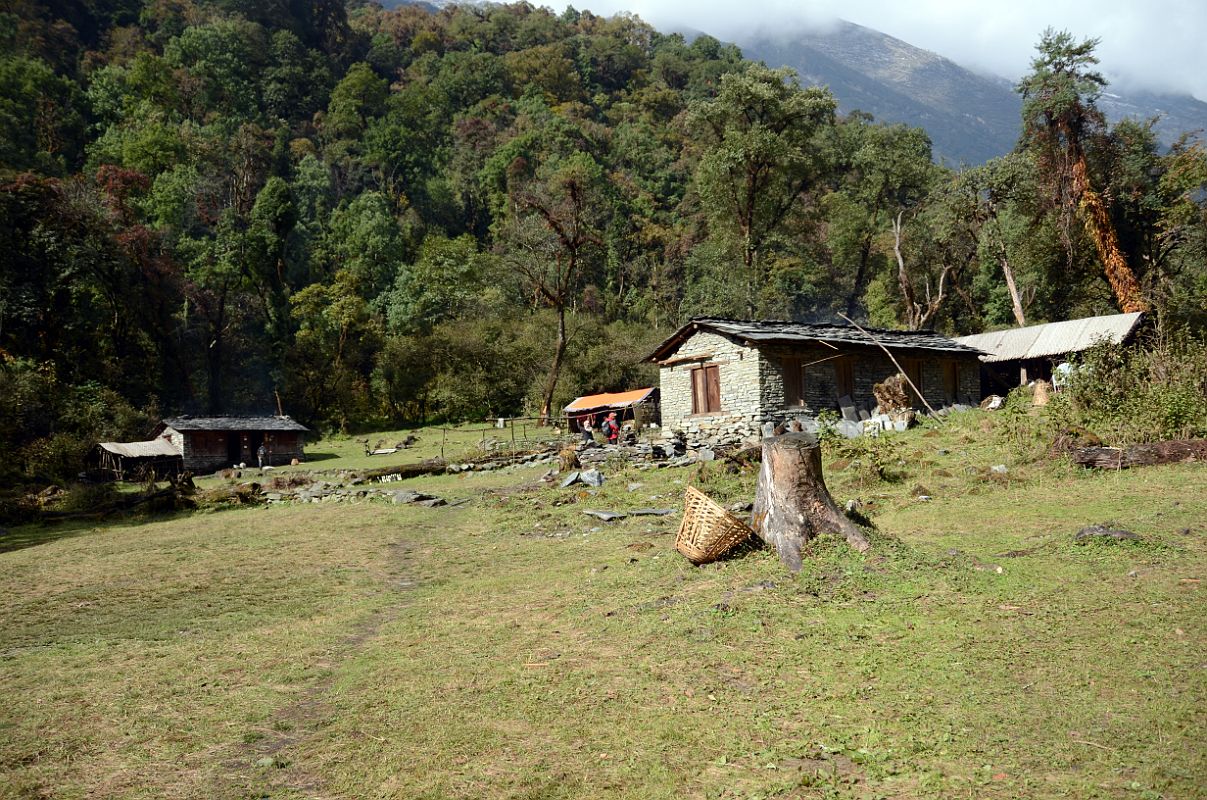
[564,387,656,413]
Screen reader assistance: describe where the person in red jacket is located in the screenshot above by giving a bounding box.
[601,412,621,443]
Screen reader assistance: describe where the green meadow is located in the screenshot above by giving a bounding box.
[2,413,1203,799]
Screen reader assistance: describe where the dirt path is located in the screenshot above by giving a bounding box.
[212,538,417,798]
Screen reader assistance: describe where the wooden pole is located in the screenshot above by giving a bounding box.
[837,312,937,416]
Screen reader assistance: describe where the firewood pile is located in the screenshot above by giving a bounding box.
[872,374,911,413]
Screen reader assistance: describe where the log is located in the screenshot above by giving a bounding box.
[1072,439,1207,469]
[360,458,447,481]
[751,433,870,572]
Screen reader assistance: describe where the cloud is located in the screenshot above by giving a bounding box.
[570,0,1207,100]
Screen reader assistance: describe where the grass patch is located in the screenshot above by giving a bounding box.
[1,413,1203,799]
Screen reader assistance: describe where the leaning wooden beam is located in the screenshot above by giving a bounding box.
[752,433,870,572]
[837,312,938,416]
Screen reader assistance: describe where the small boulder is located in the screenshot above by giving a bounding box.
[580,469,604,487]
[1075,524,1140,544]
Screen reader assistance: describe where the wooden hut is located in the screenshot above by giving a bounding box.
[155,416,308,473]
[86,438,184,481]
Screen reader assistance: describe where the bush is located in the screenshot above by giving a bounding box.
[1062,326,1207,444]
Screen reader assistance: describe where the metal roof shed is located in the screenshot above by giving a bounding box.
[953,312,1145,392]
[563,388,659,432]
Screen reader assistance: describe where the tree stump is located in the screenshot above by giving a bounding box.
[752,433,870,571]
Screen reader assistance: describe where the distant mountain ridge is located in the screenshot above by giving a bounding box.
[736,21,1207,164]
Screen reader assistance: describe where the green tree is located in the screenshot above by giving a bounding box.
[1017,29,1147,313]
[687,63,836,314]
[498,152,610,423]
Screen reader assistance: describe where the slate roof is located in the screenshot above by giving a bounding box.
[647,318,983,362]
[96,439,183,458]
[161,416,309,432]
[953,313,1143,363]
[564,387,657,413]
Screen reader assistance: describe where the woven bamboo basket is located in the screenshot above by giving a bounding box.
[675,486,755,565]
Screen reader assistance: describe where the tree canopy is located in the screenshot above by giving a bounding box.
[0,6,1203,479]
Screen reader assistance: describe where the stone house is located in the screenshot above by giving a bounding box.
[646,318,983,443]
[154,416,308,473]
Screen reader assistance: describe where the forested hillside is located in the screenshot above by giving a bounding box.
[2,1,1205,480]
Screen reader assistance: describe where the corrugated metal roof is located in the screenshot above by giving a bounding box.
[648,318,983,362]
[564,387,657,412]
[162,416,309,432]
[953,313,1143,363]
[97,439,182,458]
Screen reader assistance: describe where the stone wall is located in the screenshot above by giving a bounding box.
[958,361,981,403]
[659,333,982,446]
[659,331,765,444]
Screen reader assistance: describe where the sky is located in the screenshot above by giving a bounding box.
[566,0,1207,101]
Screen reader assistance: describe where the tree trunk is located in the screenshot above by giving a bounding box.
[844,231,875,320]
[539,305,568,425]
[1070,155,1149,313]
[996,239,1027,327]
[1072,439,1207,469]
[752,433,870,572]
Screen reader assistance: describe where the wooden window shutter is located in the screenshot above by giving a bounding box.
[691,367,706,414]
[705,365,721,412]
[692,365,721,413]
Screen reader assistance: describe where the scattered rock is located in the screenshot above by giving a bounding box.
[990,464,1008,474]
[627,482,644,492]
[579,469,604,487]
[583,510,627,522]
[416,497,447,508]
[981,395,1005,410]
[836,420,863,439]
[1075,524,1141,544]
[696,448,715,462]
[559,471,581,488]
[728,500,753,513]
[629,508,675,517]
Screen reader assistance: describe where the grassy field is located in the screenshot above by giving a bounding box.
[1,412,1203,799]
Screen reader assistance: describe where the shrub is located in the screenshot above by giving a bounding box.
[1062,326,1207,444]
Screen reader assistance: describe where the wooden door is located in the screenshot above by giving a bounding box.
[782,357,803,406]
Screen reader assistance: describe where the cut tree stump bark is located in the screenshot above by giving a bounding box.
[752,433,870,572]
